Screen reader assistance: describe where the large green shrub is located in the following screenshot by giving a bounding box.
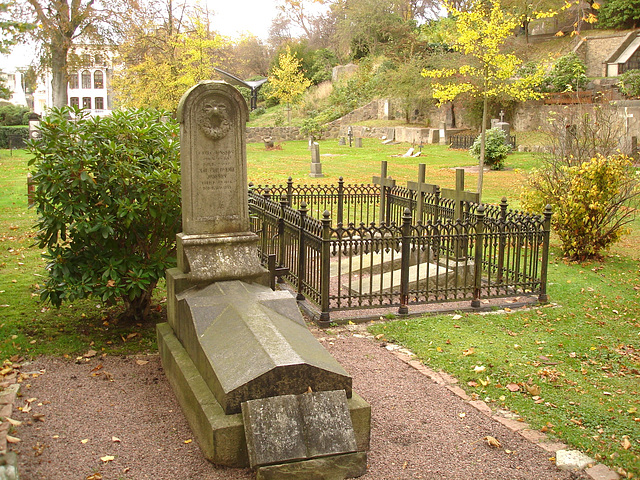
[29,107,181,320]
[543,53,588,93]
[618,69,640,98]
[522,154,639,260]
[0,126,28,148]
[0,105,30,126]
[470,127,511,170]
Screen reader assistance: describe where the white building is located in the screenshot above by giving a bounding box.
[33,48,113,117]
[0,69,28,106]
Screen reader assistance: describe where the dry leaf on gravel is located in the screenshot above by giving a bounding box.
[135,360,149,366]
[484,436,502,448]
[100,455,115,462]
[6,435,21,443]
[84,350,97,358]
[112,436,121,443]
[5,417,22,426]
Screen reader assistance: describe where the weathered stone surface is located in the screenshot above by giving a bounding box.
[242,390,357,468]
[176,281,352,414]
[256,452,367,480]
[243,394,307,467]
[0,452,18,480]
[177,81,249,236]
[157,321,370,468]
[585,463,621,480]
[556,449,596,471]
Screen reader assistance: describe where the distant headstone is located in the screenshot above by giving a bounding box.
[427,129,439,144]
[339,137,346,145]
[310,142,324,178]
[490,118,500,129]
[439,121,448,145]
[355,137,362,148]
[496,121,510,138]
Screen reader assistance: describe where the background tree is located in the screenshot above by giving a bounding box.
[596,0,640,29]
[17,0,125,108]
[29,107,181,320]
[267,46,312,122]
[112,1,228,111]
[0,0,33,53]
[422,0,546,198]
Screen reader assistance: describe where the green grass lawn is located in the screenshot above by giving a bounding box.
[2,141,639,476]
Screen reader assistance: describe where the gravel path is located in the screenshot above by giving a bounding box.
[11,327,587,480]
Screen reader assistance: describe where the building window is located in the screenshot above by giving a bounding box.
[70,97,79,107]
[81,70,91,89]
[94,70,104,89]
[95,55,103,65]
[95,97,104,110]
[69,73,79,89]
[82,97,91,110]
[82,54,91,65]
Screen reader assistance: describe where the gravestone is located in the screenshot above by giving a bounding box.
[339,137,346,145]
[407,163,438,223]
[159,81,370,477]
[372,161,396,225]
[354,137,362,148]
[439,121,448,145]
[310,142,324,178]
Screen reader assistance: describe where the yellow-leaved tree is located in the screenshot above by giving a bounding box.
[268,46,312,123]
[422,0,547,199]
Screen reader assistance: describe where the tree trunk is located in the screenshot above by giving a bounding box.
[477,93,488,202]
[50,39,70,109]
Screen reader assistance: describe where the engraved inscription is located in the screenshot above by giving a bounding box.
[192,148,239,222]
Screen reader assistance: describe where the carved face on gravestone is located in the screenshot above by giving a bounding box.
[197,100,232,141]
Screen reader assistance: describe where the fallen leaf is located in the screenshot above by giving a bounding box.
[112,436,121,443]
[84,350,97,358]
[458,412,466,418]
[468,381,478,387]
[6,435,21,443]
[87,474,103,480]
[506,383,520,392]
[484,436,501,448]
[135,360,149,366]
[32,413,45,422]
[184,439,192,444]
[462,348,474,356]
[81,439,89,444]
[5,417,22,426]
[525,384,541,396]
[473,365,486,373]
[452,314,462,320]
[621,438,631,450]
[100,455,115,462]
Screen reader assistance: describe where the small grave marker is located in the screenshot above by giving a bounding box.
[407,164,438,222]
[372,161,396,225]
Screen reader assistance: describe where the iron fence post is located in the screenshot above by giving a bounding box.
[538,204,552,303]
[497,197,508,283]
[434,186,441,224]
[471,205,485,308]
[296,202,308,301]
[319,210,332,327]
[287,176,293,206]
[261,187,271,261]
[398,208,412,315]
[278,200,288,281]
[337,176,344,226]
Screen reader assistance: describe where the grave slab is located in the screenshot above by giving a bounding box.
[242,390,357,468]
[176,281,352,414]
[157,322,371,467]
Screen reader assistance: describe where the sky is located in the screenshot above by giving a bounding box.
[1,0,290,71]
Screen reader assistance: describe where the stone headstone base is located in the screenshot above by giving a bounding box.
[177,232,264,281]
[157,322,371,468]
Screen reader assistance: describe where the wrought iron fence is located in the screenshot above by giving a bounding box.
[450,133,517,150]
[248,180,551,326]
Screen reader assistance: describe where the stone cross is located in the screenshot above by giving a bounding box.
[372,161,396,225]
[440,168,479,222]
[499,109,505,122]
[407,163,437,223]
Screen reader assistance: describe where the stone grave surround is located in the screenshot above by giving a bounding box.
[158,81,370,479]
